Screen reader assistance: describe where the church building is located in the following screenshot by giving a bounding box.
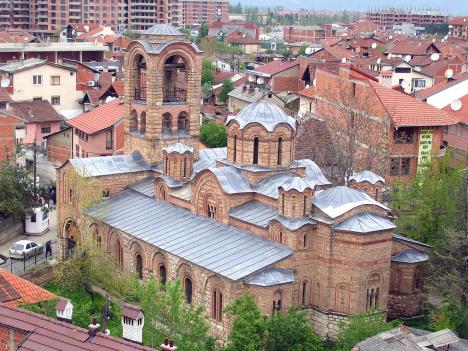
[57,24,430,340]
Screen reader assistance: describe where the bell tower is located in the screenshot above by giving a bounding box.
[124,24,203,165]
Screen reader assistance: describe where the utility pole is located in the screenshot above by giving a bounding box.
[33,140,37,197]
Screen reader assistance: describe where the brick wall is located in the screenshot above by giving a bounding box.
[0,115,22,162]
[46,128,72,166]
[0,326,27,351]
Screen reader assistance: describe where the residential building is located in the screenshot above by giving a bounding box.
[0,304,157,351]
[44,127,73,167]
[177,0,229,28]
[283,25,336,44]
[245,59,300,93]
[208,21,259,40]
[0,112,24,161]
[227,85,289,113]
[449,17,468,39]
[0,59,83,115]
[386,41,441,59]
[57,24,431,342]
[67,99,125,158]
[7,100,62,144]
[224,34,262,54]
[366,8,447,30]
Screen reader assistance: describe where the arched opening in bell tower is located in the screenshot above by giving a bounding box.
[163,55,187,103]
[133,54,147,101]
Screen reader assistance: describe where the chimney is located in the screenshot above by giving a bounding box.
[88,317,101,338]
[55,298,73,323]
[121,303,144,344]
[161,338,177,351]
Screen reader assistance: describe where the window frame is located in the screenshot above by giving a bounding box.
[33,75,43,86]
[51,75,61,85]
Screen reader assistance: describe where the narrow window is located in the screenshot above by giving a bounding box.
[106,130,113,150]
[303,234,308,248]
[212,290,223,322]
[102,188,110,197]
[253,137,259,164]
[303,195,307,216]
[233,135,237,162]
[281,193,285,215]
[277,137,282,165]
[135,254,143,280]
[159,265,167,285]
[301,281,309,306]
[183,157,187,178]
[184,277,193,304]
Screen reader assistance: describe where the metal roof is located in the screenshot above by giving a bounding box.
[135,40,203,55]
[192,147,227,176]
[143,24,184,36]
[392,234,432,248]
[255,173,296,199]
[86,190,293,281]
[334,212,396,233]
[159,174,183,188]
[245,268,295,287]
[208,166,253,194]
[69,151,150,177]
[312,186,390,219]
[162,142,193,154]
[279,176,316,192]
[349,170,385,184]
[391,249,429,264]
[298,159,332,185]
[229,200,316,230]
[128,177,155,198]
[226,100,297,132]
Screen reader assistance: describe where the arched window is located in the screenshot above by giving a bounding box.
[163,55,187,103]
[115,239,123,267]
[129,110,138,132]
[270,226,283,243]
[233,135,237,162]
[336,284,350,313]
[183,157,187,178]
[303,195,307,216]
[390,268,401,293]
[272,291,283,314]
[212,289,223,322]
[102,188,110,198]
[277,137,283,165]
[162,113,172,133]
[375,188,380,200]
[184,277,193,304]
[303,234,309,248]
[164,156,168,174]
[134,55,147,101]
[414,268,422,292]
[253,137,259,164]
[313,282,321,306]
[366,273,381,310]
[159,264,167,285]
[281,193,285,215]
[135,254,143,280]
[301,280,310,306]
[177,112,189,133]
[139,112,146,134]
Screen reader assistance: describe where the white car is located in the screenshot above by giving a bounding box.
[9,240,43,259]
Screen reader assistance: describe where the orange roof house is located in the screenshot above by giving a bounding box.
[0,270,56,307]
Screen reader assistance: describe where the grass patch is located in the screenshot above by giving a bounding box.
[22,282,122,338]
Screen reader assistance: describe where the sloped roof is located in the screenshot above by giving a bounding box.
[443,94,468,124]
[298,85,316,98]
[67,99,124,134]
[334,212,396,233]
[370,81,459,127]
[298,159,332,185]
[0,304,156,351]
[313,186,389,219]
[249,59,298,77]
[416,73,468,100]
[392,249,430,263]
[279,176,316,192]
[162,143,194,154]
[349,170,385,184]
[245,268,295,287]
[388,41,437,55]
[208,166,253,194]
[8,101,62,123]
[0,87,12,102]
[86,190,293,281]
[0,270,56,307]
[143,24,183,36]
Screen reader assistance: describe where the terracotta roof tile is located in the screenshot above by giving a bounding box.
[387,40,437,56]
[370,81,459,127]
[67,99,124,134]
[251,59,298,76]
[416,73,468,100]
[0,270,56,307]
[0,87,12,102]
[443,94,468,124]
[112,80,124,96]
[8,101,62,123]
[298,85,315,98]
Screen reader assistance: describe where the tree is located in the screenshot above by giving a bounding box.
[202,57,215,86]
[430,297,468,338]
[336,310,396,350]
[299,44,308,56]
[265,307,324,351]
[224,294,268,351]
[133,277,211,351]
[0,161,38,219]
[198,22,208,42]
[218,78,234,103]
[200,120,227,148]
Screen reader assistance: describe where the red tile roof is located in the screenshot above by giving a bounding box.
[370,81,459,127]
[387,41,437,56]
[0,303,156,350]
[448,17,468,26]
[416,73,468,100]
[251,59,298,76]
[112,80,124,96]
[0,270,56,307]
[8,101,62,123]
[67,99,124,134]
[443,95,468,124]
[0,87,12,102]
[76,26,105,39]
[298,85,315,98]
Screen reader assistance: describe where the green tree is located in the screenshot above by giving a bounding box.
[198,22,209,41]
[133,277,211,351]
[430,297,468,338]
[299,44,308,56]
[391,153,465,247]
[0,161,38,219]
[201,57,215,86]
[336,310,396,351]
[218,78,234,103]
[265,306,324,351]
[200,121,227,148]
[224,294,268,351]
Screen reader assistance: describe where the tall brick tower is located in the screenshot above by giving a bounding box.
[124,24,203,165]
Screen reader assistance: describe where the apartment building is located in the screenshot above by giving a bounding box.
[366,8,447,30]
[449,17,468,39]
[283,24,336,44]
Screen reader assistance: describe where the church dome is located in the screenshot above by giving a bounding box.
[226,100,296,131]
[143,24,184,36]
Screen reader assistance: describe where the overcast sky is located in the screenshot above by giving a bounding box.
[234,0,467,15]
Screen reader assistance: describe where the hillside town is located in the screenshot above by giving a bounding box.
[0,2,467,351]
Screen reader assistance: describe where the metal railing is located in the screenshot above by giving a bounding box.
[163,87,187,103]
[134,87,147,101]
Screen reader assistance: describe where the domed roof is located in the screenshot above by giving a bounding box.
[349,170,385,185]
[226,100,296,132]
[278,176,315,192]
[162,143,193,154]
[143,24,184,36]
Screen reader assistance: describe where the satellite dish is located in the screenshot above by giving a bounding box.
[298,107,306,117]
[389,35,393,39]
[448,25,453,29]
[400,80,410,90]
[248,75,255,83]
[105,96,116,103]
[304,47,313,55]
[305,84,310,88]
[93,72,100,81]
[312,78,316,86]
[376,58,382,64]
[432,38,436,43]
[257,77,265,85]
[371,42,377,49]
[430,53,440,62]
[341,57,347,64]
[0,78,10,87]
[404,55,411,62]
[445,69,454,79]
[451,99,462,111]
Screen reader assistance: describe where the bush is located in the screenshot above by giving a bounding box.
[218,79,234,103]
[200,121,227,148]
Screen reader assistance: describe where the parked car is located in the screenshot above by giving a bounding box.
[9,240,43,259]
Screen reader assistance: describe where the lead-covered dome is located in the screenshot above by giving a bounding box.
[226,100,296,131]
[143,24,184,36]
